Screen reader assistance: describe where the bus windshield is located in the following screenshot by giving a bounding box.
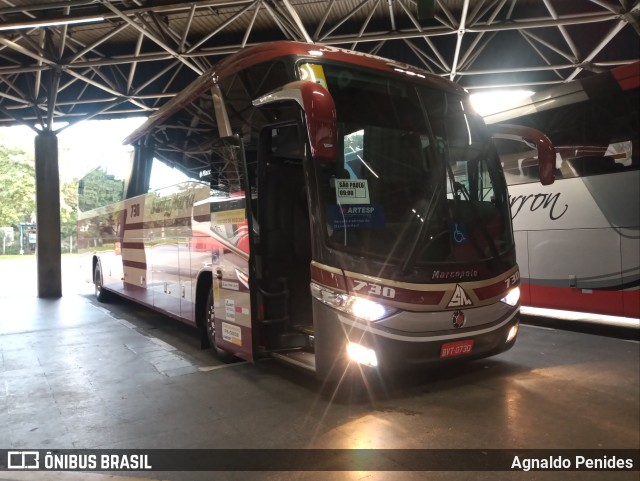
[306,63,512,268]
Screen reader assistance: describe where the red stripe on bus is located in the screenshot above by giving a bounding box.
[310,264,346,291]
[344,277,445,306]
[123,260,147,270]
[524,282,639,319]
[125,221,144,230]
[121,242,144,249]
[474,280,509,301]
[611,61,640,91]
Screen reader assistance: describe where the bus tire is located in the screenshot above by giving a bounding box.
[205,289,235,362]
[94,262,110,303]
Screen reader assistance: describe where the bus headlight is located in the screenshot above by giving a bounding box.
[501,286,520,307]
[349,297,390,322]
[311,283,397,322]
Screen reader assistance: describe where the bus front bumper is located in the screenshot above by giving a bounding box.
[313,299,520,379]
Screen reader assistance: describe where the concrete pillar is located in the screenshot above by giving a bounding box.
[34,131,62,298]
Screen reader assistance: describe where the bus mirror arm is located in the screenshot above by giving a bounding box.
[490,123,556,186]
[252,81,337,162]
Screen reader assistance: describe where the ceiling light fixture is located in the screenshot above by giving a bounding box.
[0,16,105,32]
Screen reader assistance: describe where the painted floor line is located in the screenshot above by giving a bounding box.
[522,324,555,331]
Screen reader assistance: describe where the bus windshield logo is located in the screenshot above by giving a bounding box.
[448,284,472,308]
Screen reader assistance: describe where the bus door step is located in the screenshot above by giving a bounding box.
[277,332,310,349]
[271,351,316,373]
[290,325,314,349]
[260,316,289,325]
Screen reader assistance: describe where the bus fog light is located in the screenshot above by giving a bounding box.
[501,286,520,307]
[346,342,378,367]
[506,323,519,342]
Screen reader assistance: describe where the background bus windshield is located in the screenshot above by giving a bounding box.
[311,63,513,268]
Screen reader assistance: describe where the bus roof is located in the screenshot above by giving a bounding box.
[124,41,463,146]
[484,61,640,125]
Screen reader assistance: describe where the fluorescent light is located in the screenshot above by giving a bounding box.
[469,89,533,117]
[0,16,105,32]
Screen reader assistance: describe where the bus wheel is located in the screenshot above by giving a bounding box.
[205,289,235,362]
[94,262,110,303]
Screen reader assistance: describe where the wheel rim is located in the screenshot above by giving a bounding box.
[207,298,216,342]
[95,268,102,296]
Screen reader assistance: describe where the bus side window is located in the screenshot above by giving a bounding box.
[567,156,624,176]
[343,129,364,179]
[493,137,540,186]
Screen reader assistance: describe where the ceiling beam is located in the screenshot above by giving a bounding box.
[0,0,636,127]
[450,0,470,80]
[98,0,204,75]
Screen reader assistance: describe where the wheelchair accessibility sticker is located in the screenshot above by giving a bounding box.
[451,223,468,245]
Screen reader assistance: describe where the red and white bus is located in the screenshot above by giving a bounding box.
[485,62,640,319]
[77,42,554,380]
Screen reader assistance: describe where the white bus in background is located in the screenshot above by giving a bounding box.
[485,61,639,320]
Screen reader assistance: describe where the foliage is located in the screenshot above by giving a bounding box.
[60,178,79,251]
[78,166,125,212]
[0,145,80,253]
[0,145,35,227]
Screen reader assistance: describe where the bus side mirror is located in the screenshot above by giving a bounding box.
[253,81,337,162]
[491,123,556,186]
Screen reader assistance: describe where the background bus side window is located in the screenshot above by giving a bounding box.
[493,137,542,186]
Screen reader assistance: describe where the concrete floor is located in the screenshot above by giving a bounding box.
[0,257,638,481]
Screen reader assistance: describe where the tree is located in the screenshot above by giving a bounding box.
[60,178,79,252]
[77,166,124,212]
[0,145,35,227]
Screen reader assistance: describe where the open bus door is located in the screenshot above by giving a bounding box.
[245,81,337,371]
[204,135,256,362]
[206,90,335,366]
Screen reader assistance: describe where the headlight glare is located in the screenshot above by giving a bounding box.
[346,342,378,367]
[311,283,397,322]
[501,286,520,307]
[349,297,388,322]
[506,323,519,342]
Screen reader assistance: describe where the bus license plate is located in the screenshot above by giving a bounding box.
[440,340,474,358]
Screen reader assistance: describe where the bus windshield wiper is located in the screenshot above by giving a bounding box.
[451,152,503,263]
[399,88,445,275]
[399,182,445,274]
